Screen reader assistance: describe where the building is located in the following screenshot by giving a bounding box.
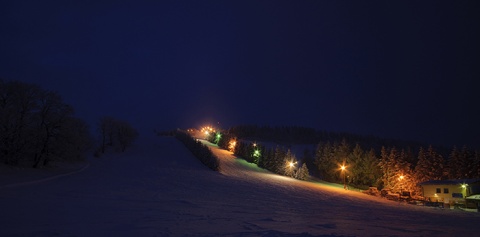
[419,179,480,207]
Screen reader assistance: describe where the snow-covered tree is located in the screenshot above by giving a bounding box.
[414,147,430,183]
[449,146,466,179]
[283,149,297,177]
[378,146,391,190]
[426,145,445,180]
[473,151,480,178]
[314,142,337,182]
[296,163,310,180]
[349,144,364,186]
[273,146,286,174]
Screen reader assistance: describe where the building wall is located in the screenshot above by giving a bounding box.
[422,184,466,204]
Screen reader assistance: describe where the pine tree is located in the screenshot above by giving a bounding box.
[315,142,337,182]
[257,146,265,168]
[474,151,480,178]
[449,146,468,179]
[263,148,275,171]
[395,149,414,194]
[283,149,297,177]
[426,145,445,180]
[378,146,390,190]
[364,148,381,187]
[350,144,364,186]
[461,146,474,178]
[273,146,286,174]
[296,163,310,180]
[415,147,430,183]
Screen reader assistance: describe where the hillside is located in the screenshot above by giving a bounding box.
[1,135,479,236]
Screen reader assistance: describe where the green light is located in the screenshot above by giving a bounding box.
[253,149,260,158]
[214,132,221,144]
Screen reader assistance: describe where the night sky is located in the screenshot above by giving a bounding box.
[1,1,479,148]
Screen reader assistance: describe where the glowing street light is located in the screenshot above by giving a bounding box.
[214,132,221,144]
[462,183,469,197]
[398,175,405,195]
[228,139,236,153]
[340,164,347,190]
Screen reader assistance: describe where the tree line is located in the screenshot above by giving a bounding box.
[176,130,219,171]
[0,80,92,167]
[96,116,138,155]
[217,125,480,194]
[1,80,139,168]
[228,124,447,156]
[206,131,309,180]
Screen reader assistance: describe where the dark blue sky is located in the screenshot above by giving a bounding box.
[1,0,479,148]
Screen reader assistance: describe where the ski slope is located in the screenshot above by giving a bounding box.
[1,135,479,237]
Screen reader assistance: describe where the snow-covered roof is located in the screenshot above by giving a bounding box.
[466,194,480,200]
[419,178,480,186]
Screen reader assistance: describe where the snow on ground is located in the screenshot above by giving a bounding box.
[1,135,479,237]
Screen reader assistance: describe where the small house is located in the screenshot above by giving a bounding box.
[419,178,480,207]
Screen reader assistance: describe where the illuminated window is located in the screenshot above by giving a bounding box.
[436,188,441,193]
[444,188,449,194]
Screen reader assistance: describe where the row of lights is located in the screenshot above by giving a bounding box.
[201,126,216,135]
[198,126,466,195]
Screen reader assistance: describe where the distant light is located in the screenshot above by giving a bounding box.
[340,165,346,171]
[253,143,257,147]
[228,139,236,152]
[399,175,404,181]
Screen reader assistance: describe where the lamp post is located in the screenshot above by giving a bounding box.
[398,175,405,200]
[341,165,346,190]
[286,161,297,177]
[462,183,468,198]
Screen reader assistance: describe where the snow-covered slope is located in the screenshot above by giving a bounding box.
[1,136,479,237]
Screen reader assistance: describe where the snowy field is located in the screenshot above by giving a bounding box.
[1,135,480,237]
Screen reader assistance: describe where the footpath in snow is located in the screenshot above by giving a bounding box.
[0,135,479,237]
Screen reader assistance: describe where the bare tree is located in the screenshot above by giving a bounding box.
[54,117,93,162]
[0,80,93,167]
[33,91,73,167]
[0,80,39,165]
[98,116,116,153]
[97,117,138,154]
[116,120,138,152]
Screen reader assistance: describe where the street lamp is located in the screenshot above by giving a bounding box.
[228,139,236,153]
[340,165,346,190]
[398,175,405,197]
[462,183,468,198]
[285,161,297,177]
